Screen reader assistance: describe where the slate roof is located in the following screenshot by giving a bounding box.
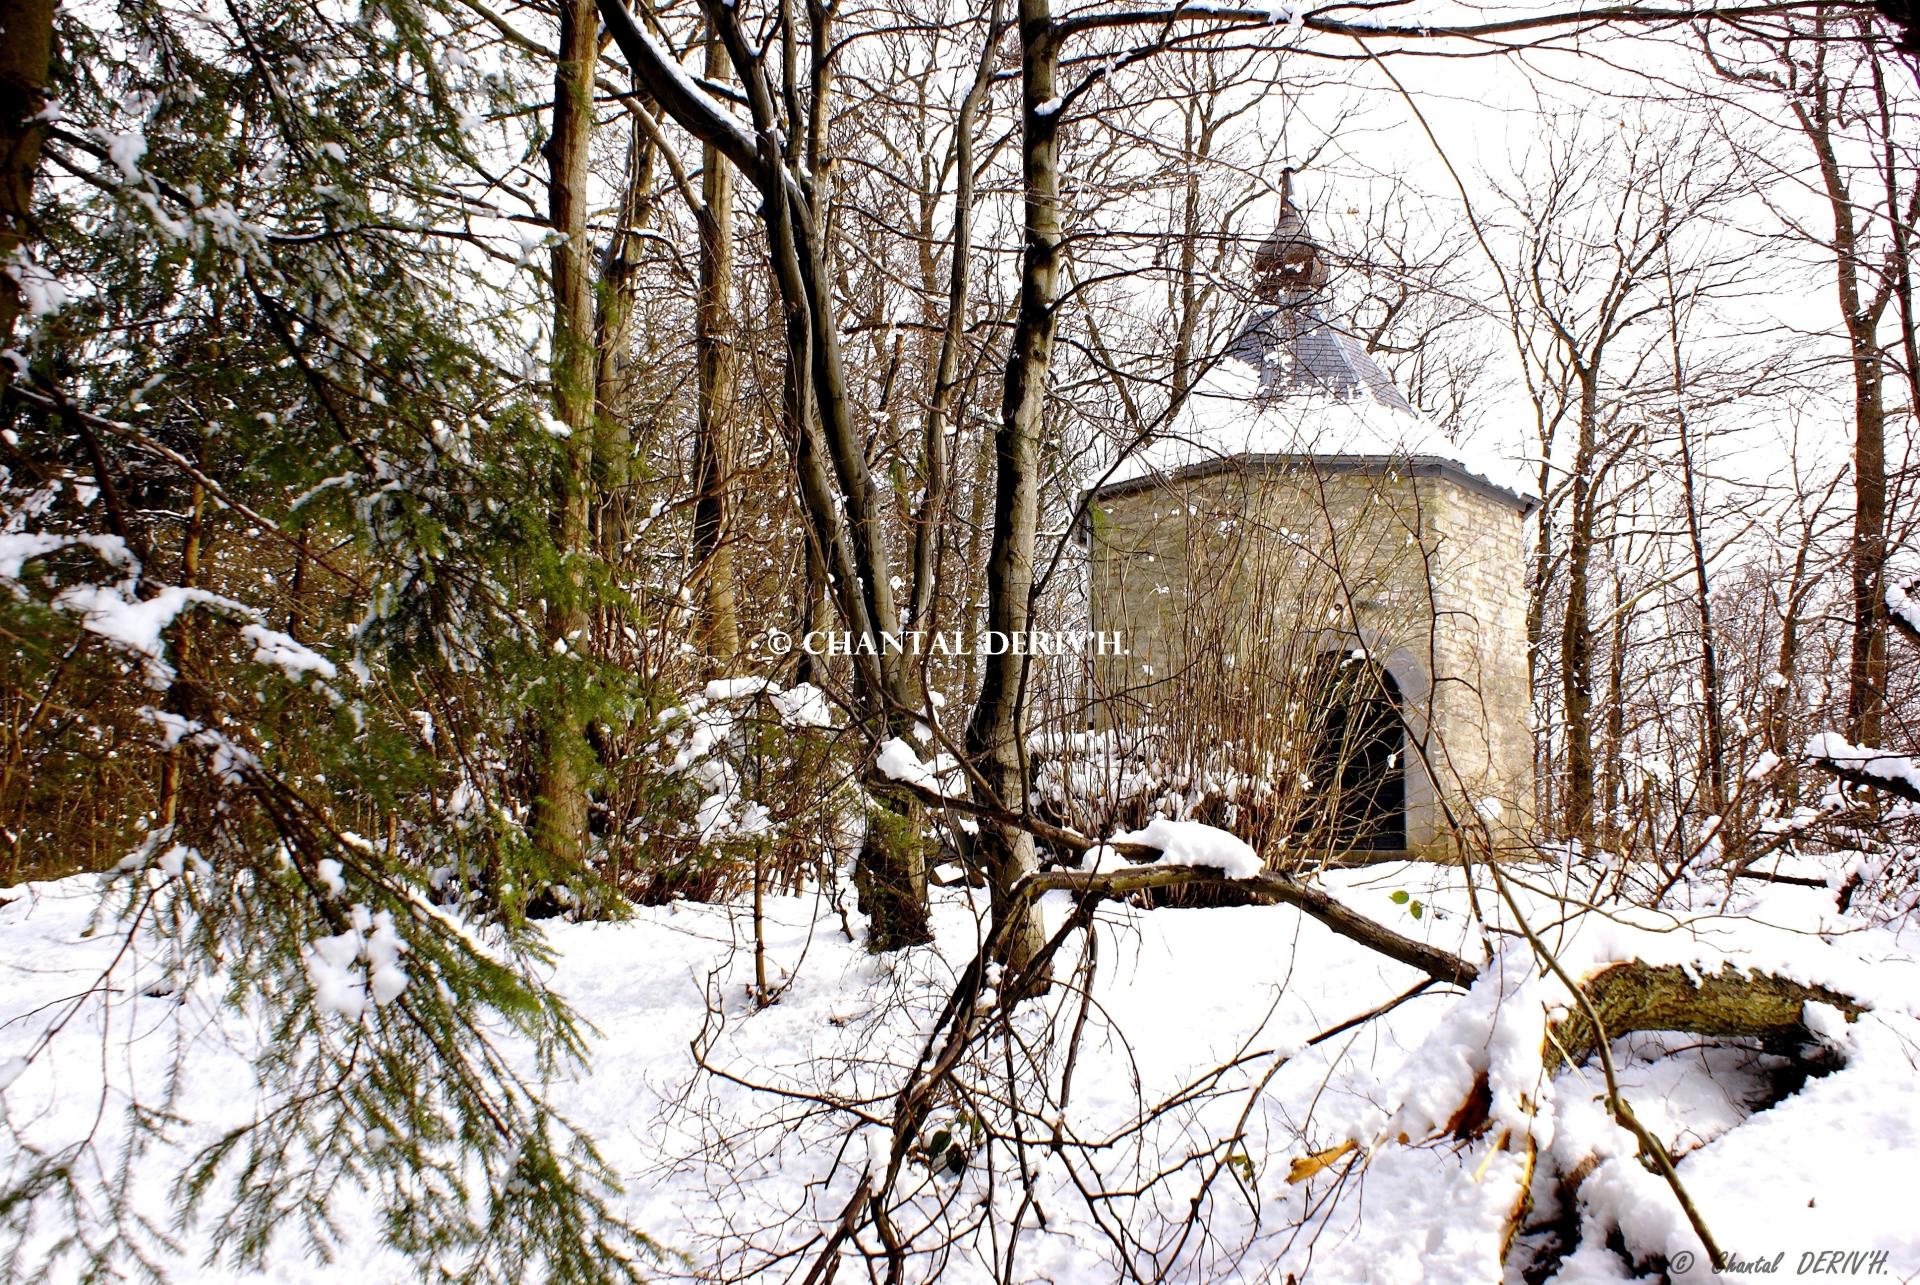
[1084,179,1535,511]
[1224,305,1414,414]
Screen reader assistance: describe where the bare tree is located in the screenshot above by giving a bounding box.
[530,0,602,868]
[1704,15,1920,747]
[1498,116,1747,849]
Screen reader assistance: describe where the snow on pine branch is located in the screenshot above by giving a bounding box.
[2,525,334,689]
[876,736,966,800]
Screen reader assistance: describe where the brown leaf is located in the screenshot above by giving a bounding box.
[1286,1138,1358,1184]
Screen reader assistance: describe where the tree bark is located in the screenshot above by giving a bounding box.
[1018,864,1481,987]
[604,0,932,947]
[964,0,1059,976]
[529,0,598,871]
[907,0,1001,631]
[0,0,55,377]
[1548,961,1861,1065]
[1560,371,1599,850]
[1791,36,1892,747]
[692,26,740,666]
[591,114,655,559]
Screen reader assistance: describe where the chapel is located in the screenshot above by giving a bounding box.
[1083,179,1536,860]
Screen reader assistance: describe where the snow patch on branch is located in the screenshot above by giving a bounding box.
[54,584,237,687]
[1806,731,1920,796]
[875,737,965,799]
[304,904,410,1021]
[1108,817,1264,878]
[1379,947,1550,1144]
[1888,579,1920,637]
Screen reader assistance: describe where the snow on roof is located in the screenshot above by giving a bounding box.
[1090,340,1534,506]
[1089,175,1534,507]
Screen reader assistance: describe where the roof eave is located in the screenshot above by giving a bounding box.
[1083,451,1540,516]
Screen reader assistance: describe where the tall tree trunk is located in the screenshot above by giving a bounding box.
[1561,373,1599,851]
[965,0,1059,975]
[1677,419,1727,821]
[1846,338,1889,750]
[598,0,934,947]
[1601,568,1628,847]
[157,481,206,834]
[592,115,655,562]
[0,0,55,379]
[692,28,740,666]
[1663,270,1727,823]
[908,0,1000,630]
[530,0,597,871]
[1792,46,1891,747]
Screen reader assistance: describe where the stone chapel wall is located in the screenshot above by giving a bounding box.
[1085,459,1534,859]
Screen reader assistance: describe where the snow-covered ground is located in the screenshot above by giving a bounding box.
[3,859,1918,1282]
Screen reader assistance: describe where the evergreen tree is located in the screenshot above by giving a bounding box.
[0,1,655,1278]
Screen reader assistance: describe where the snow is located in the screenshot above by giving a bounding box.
[772,683,833,728]
[875,735,965,798]
[2,527,335,687]
[47,583,337,688]
[316,857,346,897]
[1887,579,1920,637]
[599,1,759,163]
[5,246,71,318]
[52,584,232,686]
[653,679,844,845]
[0,530,135,586]
[1805,731,1920,795]
[2,858,1917,1282]
[303,905,410,1020]
[241,623,338,679]
[1096,354,1532,500]
[704,676,773,701]
[1380,946,1548,1142]
[1108,816,1265,877]
[96,127,148,179]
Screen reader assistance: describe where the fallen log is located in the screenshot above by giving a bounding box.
[1014,863,1482,988]
[1549,961,1863,1066]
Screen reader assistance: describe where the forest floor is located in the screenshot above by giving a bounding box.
[3,856,1918,1283]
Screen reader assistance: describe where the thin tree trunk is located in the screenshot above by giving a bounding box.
[1561,373,1599,850]
[157,482,206,833]
[530,0,598,870]
[692,27,741,665]
[0,0,56,378]
[1525,396,1558,828]
[965,0,1060,975]
[1792,46,1891,746]
[908,0,1001,630]
[1601,568,1627,846]
[592,114,655,561]
[599,0,937,947]
[1661,259,1728,822]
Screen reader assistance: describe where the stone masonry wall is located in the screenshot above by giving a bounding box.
[1086,459,1534,859]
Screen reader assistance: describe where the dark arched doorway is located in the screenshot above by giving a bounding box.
[1306,653,1406,852]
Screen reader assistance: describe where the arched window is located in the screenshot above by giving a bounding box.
[1306,653,1406,852]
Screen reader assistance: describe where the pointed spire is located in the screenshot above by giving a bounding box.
[1252,167,1329,302]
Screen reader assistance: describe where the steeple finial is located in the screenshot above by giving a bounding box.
[1253,168,1328,302]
